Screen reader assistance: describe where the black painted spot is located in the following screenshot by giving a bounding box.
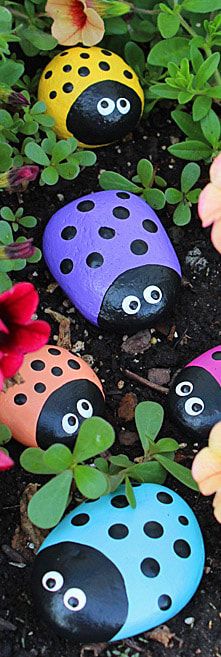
[86,252,104,268]
[34,383,46,393]
[80,52,90,59]
[63,64,72,72]
[124,70,133,79]
[60,259,73,274]
[158,594,172,610]
[49,91,57,99]
[178,515,189,525]
[174,539,191,558]
[14,394,27,405]
[63,82,73,93]
[101,49,112,56]
[116,192,130,199]
[99,227,115,239]
[31,360,45,371]
[144,521,164,538]
[60,51,68,56]
[51,367,63,376]
[157,492,173,504]
[68,359,80,370]
[143,219,158,233]
[113,206,130,220]
[99,61,110,71]
[71,513,90,526]
[77,200,95,212]
[78,67,90,76]
[130,239,148,255]
[61,226,77,240]
[108,524,128,539]
[45,70,52,79]
[48,348,61,355]
[212,351,221,360]
[111,495,129,508]
[141,558,160,578]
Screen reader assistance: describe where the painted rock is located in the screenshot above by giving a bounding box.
[167,346,221,439]
[0,345,105,449]
[43,191,181,333]
[38,46,144,147]
[32,483,204,642]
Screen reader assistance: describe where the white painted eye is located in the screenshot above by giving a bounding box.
[176,381,193,397]
[116,98,131,115]
[185,397,204,416]
[97,98,115,116]
[62,413,79,434]
[77,399,93,418]
[143,285,162,305]
[122,295,141,315]
[63,588,87,612]
[42,571,64,592]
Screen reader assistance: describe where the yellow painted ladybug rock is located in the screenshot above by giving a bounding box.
[0,345,105,450]
[38,46,144,147]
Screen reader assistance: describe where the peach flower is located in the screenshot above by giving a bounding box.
[192,421,221,522]
[46,0,129,47]
[198,153,221,254]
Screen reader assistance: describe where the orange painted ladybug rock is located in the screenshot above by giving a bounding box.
[0,345,105,450]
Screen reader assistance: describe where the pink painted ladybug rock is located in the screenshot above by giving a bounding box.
[43,191,181,333]
[167,346,221,438]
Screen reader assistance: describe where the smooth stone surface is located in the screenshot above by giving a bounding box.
[0,345,105,449]
[38,46,144,146]
[32,483,204,643]
[43,191,182,334]
[167,346,221,439]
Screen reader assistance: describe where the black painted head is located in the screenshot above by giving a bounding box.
[66,81,142,145]
[36,380,105,450]
[99,264,181,333]
[167,366,221,439]
[33,541,128,642]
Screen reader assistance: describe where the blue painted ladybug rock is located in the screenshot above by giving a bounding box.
[167,346,221,439]
[32,483,204,642]
[43,191,182,333]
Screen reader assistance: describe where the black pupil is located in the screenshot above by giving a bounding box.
[68,416,76,426]
[192,403,202,412]
[68,596,79,608]
[181,385,190,393]
[101,100,108,108]
[120,99,127,107]
[151,290,160,300]
[82,401,89,410]
[130,300,139,310]
[47,578,56,589]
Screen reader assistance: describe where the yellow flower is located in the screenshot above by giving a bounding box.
[46,0,130,47]
[192,421,221,522]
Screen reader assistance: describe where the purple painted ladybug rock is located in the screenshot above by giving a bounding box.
[43,191,181,333]
[167,346,221,439]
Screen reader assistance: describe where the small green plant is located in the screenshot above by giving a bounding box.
[0,205,41,292]
[165,162,201,225]
[24,133,97,185]
[20,402,198,529]
[99,158,167,210]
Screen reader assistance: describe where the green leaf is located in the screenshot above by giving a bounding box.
[73,417,115,463]
[195,53,220,87]
[41,166,59,185]
[20,447,59,474]
[190,45,204,73]
[201,109,220,147]
[149,84,179,100]
[168,140,212,161]
[124,41,145,73]
[0,143,12,172]
[187,187,201,203]
[99,170,141,193]
[148,37,190,67]
[0,221,13,245]
[178,91,194,104]
[19,215,37,228]
[24,27,57,50]
[173,202,191,225]
[171,109,204,140]
[30,101,46,115]
[109,455,133,467]
[94,457,109,473]
[25,141,50,166]
[0,61,24,85]
[73,151,97,166]
[0,206,14,221]
[43,444,73,472]
[205,86,221,100]
[165,188,182,204]
[105,16,128,34]
[192,96,212,122]
[181,162,201,193]
[154,438,179,453]
[125,476,136,508]
[0,7,12,31]
[74,465,108,498]
[137,159,153,188]
[143,188,165,209]
[135,401,164,451]
[158,12,180,38]
[0,423,11,445]
[27,247,41,263]
[183,0,221,11]
[127,461,166,484]
[0,110,13,128]
[155,175,167,188]
[0,272,12,292]
[51,140,72,163]
[28,470,73,528]
[57,161,80,180]
[155,455,199,490]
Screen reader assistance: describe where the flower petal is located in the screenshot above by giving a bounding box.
[213,489,221,523]
[11,320,51,353]
[198,182,221,226]
[46,0,73,20]
[210,153,221,188]
[0,282,39,325]
[52,19,83,44]
[208,421,221,456]
[0,351,24,379]
[192,446,221,495]
[81,7,104,45]
[0,450,14,472]
[210,218,221,254]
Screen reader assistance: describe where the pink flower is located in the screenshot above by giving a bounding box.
[0,450,14,471]
[198,153,221,254]
[0,166,39,192]
[192,422,221,522]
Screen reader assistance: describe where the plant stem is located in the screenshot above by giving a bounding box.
[178,13,196,38]
[124,369,169,394]
[9,8,29,20]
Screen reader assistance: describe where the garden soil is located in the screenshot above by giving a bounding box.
[0,107,220,657]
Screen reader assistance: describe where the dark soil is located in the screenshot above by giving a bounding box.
[0,107,221,657]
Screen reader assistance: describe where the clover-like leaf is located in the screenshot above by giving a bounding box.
[135,401,164,452]
[43,444,73,472]
[74,465,109,498]
[28,470,73,528]
[73,417,115,463]
[155,455,199,490]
